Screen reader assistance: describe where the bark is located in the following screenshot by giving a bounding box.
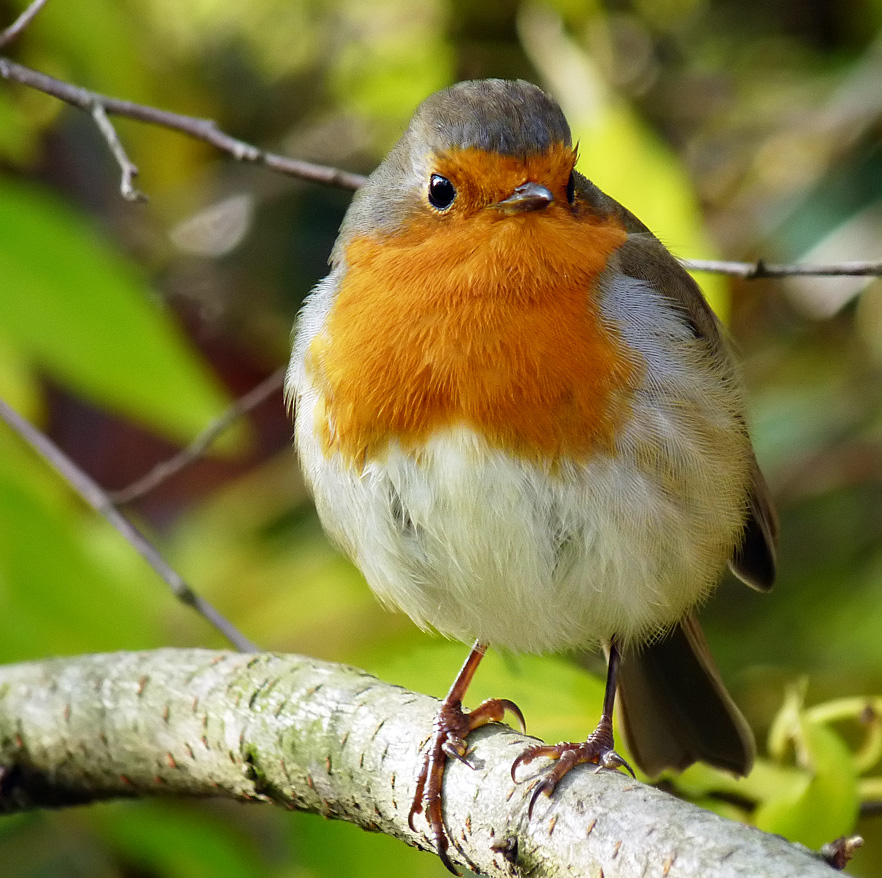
[0,649,836,877]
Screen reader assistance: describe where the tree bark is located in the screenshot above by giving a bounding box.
[0,649,836,877]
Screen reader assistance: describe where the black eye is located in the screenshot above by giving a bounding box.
[428,174,456,210]
[566,171,576,205]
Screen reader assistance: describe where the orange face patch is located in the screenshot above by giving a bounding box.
[307,145,640,466]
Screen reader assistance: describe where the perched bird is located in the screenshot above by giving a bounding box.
[287,78,777,872]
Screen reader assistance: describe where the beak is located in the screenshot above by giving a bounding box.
[492,181,554,214]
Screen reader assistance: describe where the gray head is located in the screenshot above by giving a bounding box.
[409,79,571,158]
[333,80,576,257]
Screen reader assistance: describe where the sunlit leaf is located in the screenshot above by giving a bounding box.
[0,178,234,445]
[755,715,860,848]
[0,436,164,661]
[518,3,729,318]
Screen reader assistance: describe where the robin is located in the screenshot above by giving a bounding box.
[287,78,777,872]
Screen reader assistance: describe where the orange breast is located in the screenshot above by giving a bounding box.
[307,169,639,466]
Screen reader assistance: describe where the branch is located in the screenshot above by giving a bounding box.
[681,258,882,278]
[89,101,147,202]
[0,649,845,877]
[0,0,49,48]
[2,57,880,280]
[109,368,286,505]
[0,57,367,190]
[0,398,256,652]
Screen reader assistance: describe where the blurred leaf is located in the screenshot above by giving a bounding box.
[0,90,37,163]
[0,178,235,446]
[0,332,41,420]
[0,431,165,661]
[92,801,270,878]
[22,0,156,103]
[518,3,730,318]
[290,810,447,878]
[675,755,805,807]
[329,0,454,142]
[756,703,860,848]
[805,696,882,774]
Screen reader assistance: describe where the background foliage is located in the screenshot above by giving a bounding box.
[1,0,881,874]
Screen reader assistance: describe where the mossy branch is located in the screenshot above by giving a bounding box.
[0,649,842,877]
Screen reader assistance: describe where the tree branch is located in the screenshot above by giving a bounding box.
[109,368,286,505]
[0,649,844,877]
[2,55,880,279]
[680,258,882,278]
[0,57,367,190]
[89,101,147,202]
[0,0,50,48]
[0,398,256,652]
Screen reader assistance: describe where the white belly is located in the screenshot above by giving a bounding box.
[294,415,748,653]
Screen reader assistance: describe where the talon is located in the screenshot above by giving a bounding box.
[600,749,635,777]
[510,745,546,782]
[512,723,633,817]
[409,643,529,873]
[442,740,473,767]
[498,698,527,734]
[527,783,554,820]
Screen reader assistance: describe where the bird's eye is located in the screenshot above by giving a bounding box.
[566,171,576,205]
[428,174,456,210]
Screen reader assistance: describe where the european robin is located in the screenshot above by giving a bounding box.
[287,78,777,872]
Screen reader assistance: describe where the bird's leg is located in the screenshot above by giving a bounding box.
[511,639,635,817]
[409,641,526,875]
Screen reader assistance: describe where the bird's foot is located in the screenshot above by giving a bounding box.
[511,718,635,817]
[409,696,525,874]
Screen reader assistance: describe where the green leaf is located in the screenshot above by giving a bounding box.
[755,715,860,848]
[91,801,270,878]
[0,331,41,419]
[519,5,729,319]
[291,810,449,878]
[0,178,233,445]
[0,431,165,661]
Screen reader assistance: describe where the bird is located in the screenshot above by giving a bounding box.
[287,77,777,873]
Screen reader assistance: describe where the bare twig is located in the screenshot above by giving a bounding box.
[0,397,258,652]
[110,368,286,505]
[90,101,147,202]
[0,57,367,190]
[2,58,882,280]
[681,258,882,278]
[0,0,50,48]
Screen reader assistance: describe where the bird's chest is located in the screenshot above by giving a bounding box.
[304,229,640,468]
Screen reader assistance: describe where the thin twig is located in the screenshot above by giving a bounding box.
[680,258,882,278]
[0,0,50,48]
[2,57,881,278]
[90,102,147,202]
[0,397,258,652]
[0,57,367,190]
[110,368,286,505]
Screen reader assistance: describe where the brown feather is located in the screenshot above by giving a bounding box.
[617,613,755,777]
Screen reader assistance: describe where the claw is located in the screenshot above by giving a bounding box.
[511,743,550,782]
[408,645,527,875]
[512,725,634,818]
[528,777,554,819]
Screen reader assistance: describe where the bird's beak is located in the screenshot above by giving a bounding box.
[492,181,554,214]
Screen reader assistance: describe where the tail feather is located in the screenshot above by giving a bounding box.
[616,613,755,777]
